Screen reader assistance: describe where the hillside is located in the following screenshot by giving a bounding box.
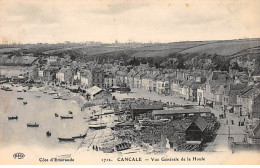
[179,39,260,56]
[0,38,260,68]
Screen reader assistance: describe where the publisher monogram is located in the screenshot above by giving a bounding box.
[13,153,25,159]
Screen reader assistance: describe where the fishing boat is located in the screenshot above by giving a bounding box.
[46,131,51,137]
[55,113,59,117]
[60,115,73,119]
[89,123,107,130]
[101,147,115,153]
[58,137,75,142]
[115,142,131,151]
[27,123,39,127]
[23,102,28,105]
[17,97,24,100]
[89,108,106,130]
[49,92,58,95]
[5,87,12,91]
[72,133,87,139]
[8,116,18,120]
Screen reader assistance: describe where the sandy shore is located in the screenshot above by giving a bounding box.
[40,85,88,109]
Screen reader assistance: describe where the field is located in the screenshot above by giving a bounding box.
[0,48,20,53]
[1,38,260,61]
[180,39,260,56]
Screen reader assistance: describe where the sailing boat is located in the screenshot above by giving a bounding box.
[89,108,107,130]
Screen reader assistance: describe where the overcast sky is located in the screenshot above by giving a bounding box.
[0,0,260,44]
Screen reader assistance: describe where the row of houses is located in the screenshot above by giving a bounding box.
[114,66,260,121]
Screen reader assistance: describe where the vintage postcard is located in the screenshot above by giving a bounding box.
[0,0,260,165]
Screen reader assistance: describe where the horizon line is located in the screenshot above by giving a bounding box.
[1,37,260,46]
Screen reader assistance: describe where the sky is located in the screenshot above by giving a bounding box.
[0,0,260,44]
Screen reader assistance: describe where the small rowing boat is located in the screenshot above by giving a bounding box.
[58,138,75,142]
[60,115,73,119]
[8,116,18,120]
[72,133,87,139]
[116,142,131,151]
[101,147,115,153]
[53,96,62,99]
[5,88,12,91]
[27,123,39,127]
[89,123,107,130]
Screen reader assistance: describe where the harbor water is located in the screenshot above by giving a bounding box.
[0,86,88,153]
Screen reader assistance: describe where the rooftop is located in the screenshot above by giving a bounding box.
[86,86,103,96]
[189,115,208,132]
[152,108,211,115]
[130,104,163,110]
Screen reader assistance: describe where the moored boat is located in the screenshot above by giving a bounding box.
[17,97,23,100]
[5,87,12,91]
[89,123,107,130]
[101,147,115,153]
[60,115,73,119]
[58,137,75,142]
[8,116,18,120]
[72,133,87,139]
[23,102,28,105]
[55,113,59,117]
[116,142,131,151]
[46,131,51,137]
[27,123,39,127]
[36,96,41,98]
[68,111,73,114]
[53,96,62,99]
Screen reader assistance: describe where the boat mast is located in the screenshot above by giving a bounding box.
[100,107,102,129]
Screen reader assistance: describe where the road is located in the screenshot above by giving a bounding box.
[112,88,198,106]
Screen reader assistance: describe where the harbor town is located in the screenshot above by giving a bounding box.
[1,42,260,155]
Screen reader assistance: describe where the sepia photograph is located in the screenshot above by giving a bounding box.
[0,0,260,165]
